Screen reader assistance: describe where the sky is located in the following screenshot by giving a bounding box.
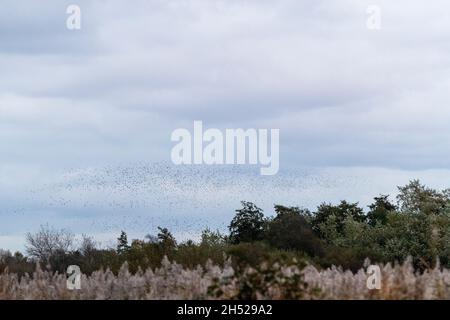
[1,0,450,251]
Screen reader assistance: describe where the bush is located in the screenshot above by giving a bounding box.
[229,201,266,244]
[265,205,324,256]
[226,242,308,269]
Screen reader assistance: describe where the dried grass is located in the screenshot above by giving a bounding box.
[1,257,450,300]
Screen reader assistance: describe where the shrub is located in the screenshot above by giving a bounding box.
[265,205,324,257]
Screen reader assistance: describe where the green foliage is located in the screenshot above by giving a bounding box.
[175,229,227,268]
[265,205,324,256]
[201,228,226,247]
[367,195,396,226]
[229,201,266,244]
[311,200,365,241]
[6,179,450,276]
[116,231,130,255]
[225,242,308,269]
[157,227,177,256]
[371,211,450,269]
[397,179,450,215]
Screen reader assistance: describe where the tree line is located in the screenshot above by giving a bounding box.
[1,179,450,275]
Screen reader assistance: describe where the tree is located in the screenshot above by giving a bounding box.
[76,234,99,272]
[374,211,450,269]
[229,201,266,244]
[367,195,396,226]
[79,234,98,256]
[397,180,450,215]
[157,227,177,254]
[201,228,226,247]
[25,224,74,262]
[311,201,365,239]
[117,231,130,254]
[265,205,324,256]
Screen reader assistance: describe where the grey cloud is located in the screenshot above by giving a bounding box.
[1,0,450,249]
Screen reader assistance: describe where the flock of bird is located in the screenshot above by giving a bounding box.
[6,161,342,242]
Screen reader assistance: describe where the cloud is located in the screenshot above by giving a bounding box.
[1,0,450,249]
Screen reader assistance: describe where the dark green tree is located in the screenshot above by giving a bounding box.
[157,227,177,254]
[311,200,365,238]
[229,201,266,244]
[116,231,130,254]
[265,205,324,256]
[367,195,396,226]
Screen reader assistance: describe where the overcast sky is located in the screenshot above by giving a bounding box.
[2,0,450,251]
